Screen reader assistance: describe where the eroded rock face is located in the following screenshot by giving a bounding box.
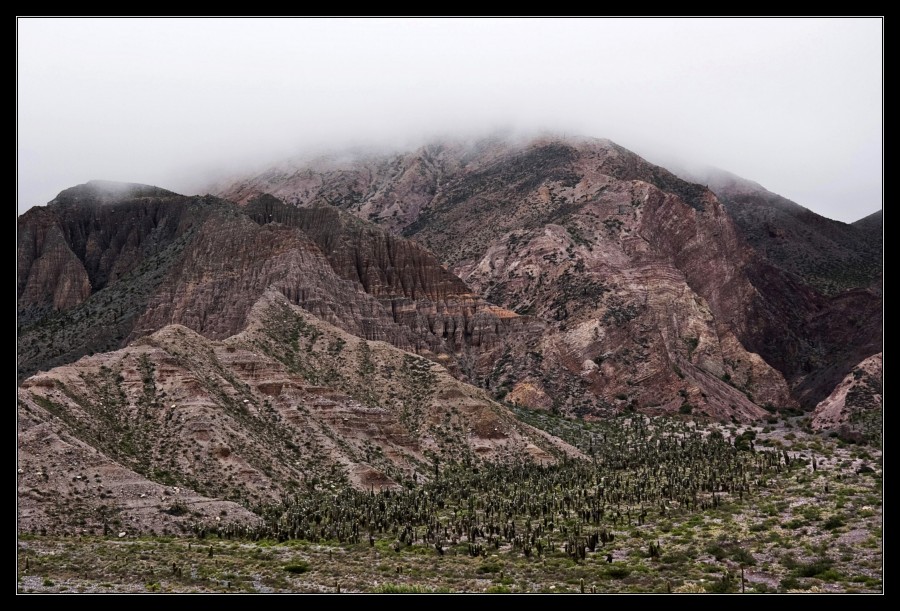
[127,201,538,387]
[811,352,882,442]
[18,183,535,391]
[17,188,228,380]
[18,219,91,313]
[18,291,574,531]
[217,135,881,414]
[216,139,798,419]
[18,181,189,314]
[242,196,540,376]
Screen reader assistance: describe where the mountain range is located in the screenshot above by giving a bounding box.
[17,135,882,533]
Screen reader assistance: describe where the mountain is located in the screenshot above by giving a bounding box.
[18,393,257,536]
[17,182,532,389]
[18,289,573,534]
[23,167,795,422]
[811,352,882,443]
[17,184,225,377]
[672,167,883,407]
[679,167,882,297]
[853,209,883,233]
[18,137,882,423]
[216,136,881,410]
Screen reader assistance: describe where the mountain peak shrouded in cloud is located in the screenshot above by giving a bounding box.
[19,133,881,424]
[50,180,178,205]
[212,134,879,407]
[17,18,881,222]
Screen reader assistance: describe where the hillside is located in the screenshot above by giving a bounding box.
[680,167,882,296]
[217,136,882,409]
[19,290,572,534]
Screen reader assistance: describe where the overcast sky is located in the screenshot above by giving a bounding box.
[17,18,882,222]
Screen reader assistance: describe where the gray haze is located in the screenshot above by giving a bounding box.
[17,18,882,222]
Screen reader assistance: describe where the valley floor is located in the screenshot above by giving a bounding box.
[17,421,882,594]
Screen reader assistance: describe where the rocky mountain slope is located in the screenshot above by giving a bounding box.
[217,136,881,410]
[241,195,541,380]
[852,210,884,290]
[811,352,882,442]
[17,183,532,388]
[19,290,571,534]
[678,168,882,407]
[679,167,882,297]
[18,184,226,378]
[853,209,883,234]
[18,396,257,536]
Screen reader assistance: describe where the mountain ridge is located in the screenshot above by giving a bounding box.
[215,135,881,410]
[19,137,882,418]
[18,289,576,534]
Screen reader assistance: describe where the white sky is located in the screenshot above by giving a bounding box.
[17,18,882,222]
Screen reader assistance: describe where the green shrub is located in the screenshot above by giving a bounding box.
[823,515,846,530]
[793,558,833,578]
[706,572,737,594]
[486,585,512,593]
[283,561,310,574]
[606,566,631,578]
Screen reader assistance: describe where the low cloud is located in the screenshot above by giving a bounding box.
[18,18,881,222]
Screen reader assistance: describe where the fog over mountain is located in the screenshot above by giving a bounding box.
[17,18,881,222]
